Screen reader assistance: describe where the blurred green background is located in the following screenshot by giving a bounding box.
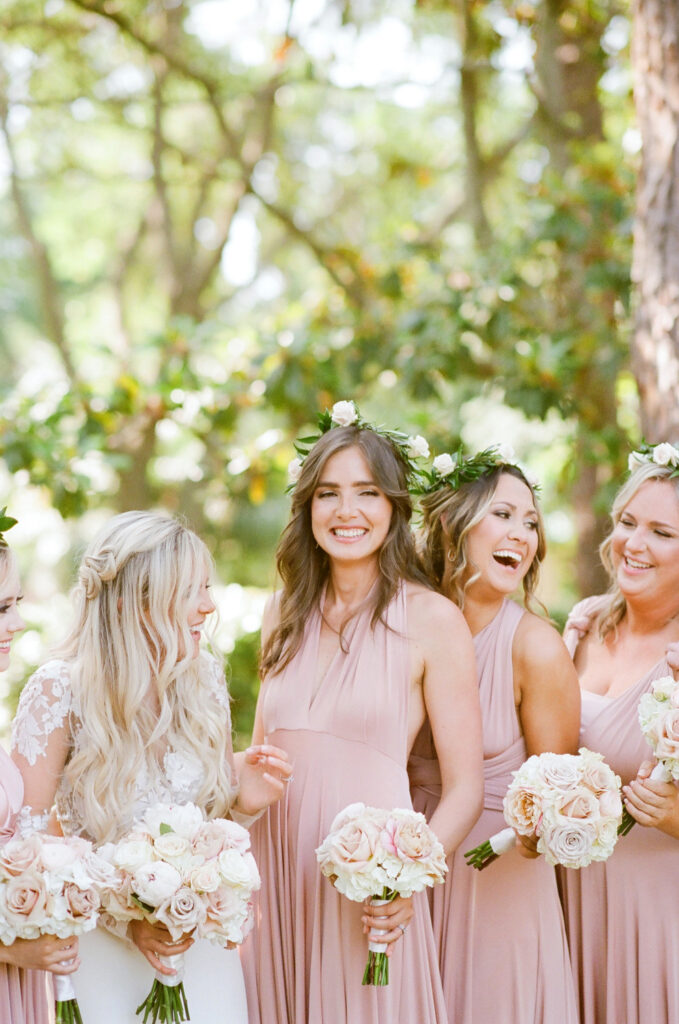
[0,0,663,745]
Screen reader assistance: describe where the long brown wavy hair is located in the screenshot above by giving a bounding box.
[419,465,546,611]
[260,425,430,677]
[595,461,679,639]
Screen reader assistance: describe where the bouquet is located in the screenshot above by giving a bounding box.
[315,802,447,986]
[0,831,118,1024]
[465,748,623,870]
[100,802,260,1024]
[619,674,679,835]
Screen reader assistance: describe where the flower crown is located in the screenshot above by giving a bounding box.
[0,507,18,548]
[287,400,430,487]
[628,441,679,476]
[415,444,539,495]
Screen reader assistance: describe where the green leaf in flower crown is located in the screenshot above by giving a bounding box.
[0,508,18,537]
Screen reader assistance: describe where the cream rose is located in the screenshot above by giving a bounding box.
[190,861,222,894]
[287,457,303,483]
[64,882,100,922]
[652,442,679,467]
[155,886,206,940]
[503,785,542,835]
[540,821,596,869]
[113,839,155,873]
[433,453,456,476]
[330,400,358,426]
[0,836,42,877]
[406,435,430,459]
[2,872,49,930]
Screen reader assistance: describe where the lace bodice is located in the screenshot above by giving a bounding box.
[11,654,234,841]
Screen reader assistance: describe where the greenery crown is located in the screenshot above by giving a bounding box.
[287,400,431,489]
[0,507,18,547]
[414,444,539,496]
[628,441,679,477]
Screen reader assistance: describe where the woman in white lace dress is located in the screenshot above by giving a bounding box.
[10,510,291,1023]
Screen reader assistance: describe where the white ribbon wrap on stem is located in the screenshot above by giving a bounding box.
[368,897,390,954]
[54,972,77,1002]
[155,952,185,988]
[489,827,517,856]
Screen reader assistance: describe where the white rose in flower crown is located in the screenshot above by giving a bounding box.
[141,802,205,839]
[433,453,456,477]
[155,886,207,940]
[132,861,182,906]
[628,450,646,472]
[331,400,358,427]
[288,457,303,483]
[493,442,516,464]
[652,442,679,467]
[540,820,597,869]
[407,435,430,459]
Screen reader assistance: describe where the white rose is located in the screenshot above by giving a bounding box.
[406,435,430,459]
[433,453,456,477]
[217,850,259,891]
[493,442,516,464]
[537,752,581,791]
[153,832,191,862]
[113,839,155,873]
[190,861,222,894]
[287,457,303,482]
[628,450,646,472]
[140,802,204,839]
[330,401,358,427]
[652,675,677,701]
[132,861,182,907]
[539,820,597,868]
[652,442,679,467]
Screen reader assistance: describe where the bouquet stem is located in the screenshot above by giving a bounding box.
[464,827,516,870]
[362,888,397,987]
[136,955,189,1023]
[54,972,83,1024]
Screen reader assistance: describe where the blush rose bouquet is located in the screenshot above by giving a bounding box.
[0,831,120,1024]
[99,802,260,1024]
[464,748,623,870]
[619,674,679,835]
[315,803,447,986]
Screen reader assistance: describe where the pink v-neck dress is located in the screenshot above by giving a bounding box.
[0,746,53,1023]
[241,584,447,1024]
[409,599,578,1024]
[560,595,679,1024]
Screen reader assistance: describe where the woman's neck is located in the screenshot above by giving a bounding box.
[622,595,679,638]
[461,592,506,637]
[325,561,380,615]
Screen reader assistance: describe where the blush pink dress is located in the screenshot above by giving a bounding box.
[0,747,53,1023]
[241,584,447,1024]
[560,595,679,1024]
[409,599,578,1024]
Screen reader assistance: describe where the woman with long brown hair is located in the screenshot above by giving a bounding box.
[241,404,483,1024]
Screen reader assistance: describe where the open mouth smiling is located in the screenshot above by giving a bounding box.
[493,549,522,568]
[331,528,367,539]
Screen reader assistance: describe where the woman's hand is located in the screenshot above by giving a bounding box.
[0,933,80,973]
[515,831,540,860]
[233,744,293,817]
[129,919,194,976]
[623,760,679,836]
[361,895,414,956]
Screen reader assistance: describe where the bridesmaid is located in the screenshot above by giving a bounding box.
[560,444,679,1024]
[0,511,78,1022]
[241,404,483,1024]
[409,447,580,1024]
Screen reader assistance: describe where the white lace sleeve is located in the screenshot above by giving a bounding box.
[11,660,73,766]
[10,660,73,828]
[201,651,232,718]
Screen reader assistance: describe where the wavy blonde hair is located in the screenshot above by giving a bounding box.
[419,466,546,612]
[55,510,235,844]
[260,426,430,676]
[595,461,679,639]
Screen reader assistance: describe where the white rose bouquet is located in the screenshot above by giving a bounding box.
[0,831,119,1024]
[100,802,260,1024]
[315,802,447,986]
[619,674,679,835]
[465,748,623,870]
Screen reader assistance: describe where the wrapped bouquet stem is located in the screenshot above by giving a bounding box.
[465,749,623,871]
[315,803,447,987]
[54,975,84,1024]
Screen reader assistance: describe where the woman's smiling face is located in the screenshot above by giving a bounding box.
[0,559,25,672]
[462,473,539,598]
[610,479,679,608]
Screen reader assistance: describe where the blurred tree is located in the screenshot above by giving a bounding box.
[630,0,679,438]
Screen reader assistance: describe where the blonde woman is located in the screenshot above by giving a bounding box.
[409,449,580,1024]
[560,446,679,1024]
[11,510,291,1023]
[0,511,78,1022]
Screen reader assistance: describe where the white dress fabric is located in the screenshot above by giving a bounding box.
[11,656,249,1024]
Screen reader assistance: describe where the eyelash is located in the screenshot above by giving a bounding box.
[493,510,537,529]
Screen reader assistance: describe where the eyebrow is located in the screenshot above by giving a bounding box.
[315,479,377,488]
[492,500,537,515]
[621,513,678,530]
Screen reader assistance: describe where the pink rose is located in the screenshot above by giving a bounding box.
[541,821,597,869]
[654,709,679,760]
[598,789,623,819]
[65,882,100,921]
[2,872,49,930]
[379,814,439,863]
[317,818,381,876]
[556,788,600,821]
[0,835,42,877]
[155,886,206,940]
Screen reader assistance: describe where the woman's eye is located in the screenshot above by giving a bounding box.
[317,490,336,499]
[526,521,538,531]
[360,489,379,497]
[493,510,510,519]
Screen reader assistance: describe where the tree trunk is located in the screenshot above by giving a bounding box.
[631,0,679,440]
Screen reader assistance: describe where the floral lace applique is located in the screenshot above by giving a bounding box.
[11,660,74,766]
